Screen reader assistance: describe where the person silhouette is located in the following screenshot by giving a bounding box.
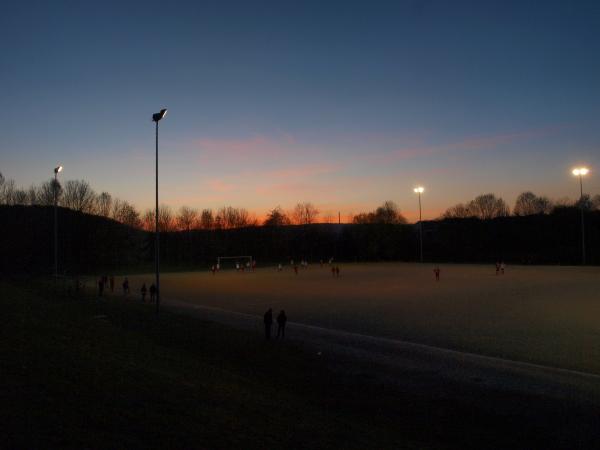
[141,283,147,302]
[122,277,130,295]
[149,283,156,303]
[277,310,287,338]
[264,308,273,340]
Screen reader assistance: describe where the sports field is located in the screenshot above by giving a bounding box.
[127,263,600,374]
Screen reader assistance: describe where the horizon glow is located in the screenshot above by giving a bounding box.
[1,1,599,223]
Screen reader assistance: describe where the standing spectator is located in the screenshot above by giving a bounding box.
[122,277,130,295]
[434,266,440,281]
[98,278,104,297]
[149,283,157,303]
[264,308,273,340]
[277,310,287,339]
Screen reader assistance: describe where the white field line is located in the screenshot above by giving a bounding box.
[164,297,600,382]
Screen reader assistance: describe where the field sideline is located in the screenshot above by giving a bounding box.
[124,263,600,374]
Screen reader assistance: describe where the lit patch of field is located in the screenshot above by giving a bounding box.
[127,263,600,374]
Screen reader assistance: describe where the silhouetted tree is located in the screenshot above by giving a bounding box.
[263,206,290,226]
[112,199,141,228]
[176,206,198,232]
[513,192,553,216]
[353,201,407,224]
[12,189,28,205]
[96,192,113,217]
[199,209,215,229]
[592,195,600,211]
[145,205,174,232]
[27,185,39,205]
[215,206,251,229]
[292,202,319,224]
[574,194,593,211]
[467,194,509,219]
[63,180,97,213]
[37,178,62,206]
[0,177,16,205]
[441,203,472,219]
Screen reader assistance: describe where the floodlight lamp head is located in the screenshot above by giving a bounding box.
[414,186,424,193]
[572,167,589,176]
[54,165,63,174]
[152,108,168,122]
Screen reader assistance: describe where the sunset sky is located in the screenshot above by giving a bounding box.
[1,1,599,222]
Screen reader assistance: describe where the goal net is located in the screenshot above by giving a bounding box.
[216,256,253,270]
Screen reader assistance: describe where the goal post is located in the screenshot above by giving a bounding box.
[216,256,253,270]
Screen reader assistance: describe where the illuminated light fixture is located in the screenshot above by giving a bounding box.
[152,108,167,122]
[53,164,63,280]
[414,186,424,194]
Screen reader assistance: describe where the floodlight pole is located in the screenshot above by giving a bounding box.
[152,108,167,314]
[54,170,59,280]
[155,119,160,313]
[414,187,424,263]
[578,173,586,265]
[417,191,423,263]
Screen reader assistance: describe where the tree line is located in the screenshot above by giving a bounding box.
[442,192,600,219]
[1,172,599,231]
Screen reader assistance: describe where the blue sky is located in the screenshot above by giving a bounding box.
[1,0,599,220]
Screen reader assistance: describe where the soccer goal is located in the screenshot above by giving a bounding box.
[216,256,253,270]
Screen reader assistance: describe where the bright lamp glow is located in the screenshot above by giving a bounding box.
[152,108,168,122]
[54,165,63,174]
[572,167,589,176]
[414,186,424,193]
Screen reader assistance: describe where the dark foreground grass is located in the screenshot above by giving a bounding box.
[0,281,422,449]
[1,280,599,449]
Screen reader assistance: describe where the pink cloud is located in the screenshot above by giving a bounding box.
[206,178,236,193]
[194,134,298,162]
[261,163,342,179]
[366,127,560,164]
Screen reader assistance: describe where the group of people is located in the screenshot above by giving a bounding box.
[263,308,287,339]
[139,282,157,303]
[98,275,124,296]
[210,260,258,274]
[97,275,158,303]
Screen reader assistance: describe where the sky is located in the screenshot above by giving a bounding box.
[1,0,599,222]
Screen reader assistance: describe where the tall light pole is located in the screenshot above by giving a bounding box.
[53,165,63,280]
[572,167,589,265]
[414,186,424,263]
[152,108,167,313]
